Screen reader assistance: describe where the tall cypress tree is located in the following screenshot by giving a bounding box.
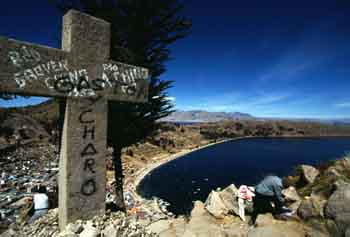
[51,0,191,210]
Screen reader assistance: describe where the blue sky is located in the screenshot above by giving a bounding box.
[1,1,350,118]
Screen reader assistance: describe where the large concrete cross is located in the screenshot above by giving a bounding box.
[0,10,148,229]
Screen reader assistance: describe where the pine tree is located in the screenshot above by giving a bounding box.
[52,0,191,210]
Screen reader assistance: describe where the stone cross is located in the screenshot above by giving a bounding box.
[0,10,148,229]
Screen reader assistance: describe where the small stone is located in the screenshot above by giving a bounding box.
[59,230,78,237]
[102,225,118,237]
[79,221,98,237]
[66,223,83,234]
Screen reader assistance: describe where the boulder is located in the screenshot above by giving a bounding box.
[147,219,173,235]
[282,186,300,202]
[182,201,227,237]
[325,183,350,235]
[297,199,319,220]
[219,184,240,215]
[300,165,319,184]
[204,190,229,218]
[204,184,239,218]
[324,167,341,179]
[66,223,83,234]
[247,225,304,237]
[156,217,187,237]
[297,195,326,220]
[247,214,313,237]
[255,213,275,227]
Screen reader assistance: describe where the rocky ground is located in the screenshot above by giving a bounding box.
[145,157,350,237]
[2,209,157,237]
[0,121,216,234]
[2,156,350,237]
[2,101,350,236]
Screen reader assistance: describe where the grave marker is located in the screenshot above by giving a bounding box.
[0,10,149,229]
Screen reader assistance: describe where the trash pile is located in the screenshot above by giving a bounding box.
[3,209,158,237]
[0,143,59,233]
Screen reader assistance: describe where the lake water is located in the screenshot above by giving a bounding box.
[137,137,350,215]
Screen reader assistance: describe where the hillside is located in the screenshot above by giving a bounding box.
[1,101,350,235]
[1,100,350,153]
[161,110,254,122]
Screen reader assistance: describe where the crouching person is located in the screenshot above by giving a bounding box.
[250,175,291,225]
[28,185,49,224]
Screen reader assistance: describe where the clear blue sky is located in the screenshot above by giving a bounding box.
[1,0,350,119]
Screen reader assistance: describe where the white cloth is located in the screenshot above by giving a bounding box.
[238,197,245,221]
[237,185,255,221]
[33,193,49,210]
[238,185,255,201]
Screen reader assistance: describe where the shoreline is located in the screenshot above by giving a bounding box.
[127,135,350,206]
[127,136,251,205]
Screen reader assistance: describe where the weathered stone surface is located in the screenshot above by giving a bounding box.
[310,194,327,217]
[147,216,186,237]
[0,10,148,102]
[147,219,173,235]
[205,190,230,218]
[325,183,350,235]
[220,184,240,215]
[101,225,118,237]
[297,199,320,220]
[255,213,275,227]
[297,194,327,220]
[183,201,226,237]
[282,186,302,212]
[324,167,341,179]
[247,214,309,237]
[58,230,78,237]
[58,9,147,230]
[282,186,300,202]
[78,221,98,237]
[0,36,69,97]
[66,223,83,234]
[300,165,319,184]
[247,225,305,237]
[59,98,107,228]
[204,184,239,218]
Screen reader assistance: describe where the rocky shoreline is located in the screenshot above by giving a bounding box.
[142,156,350,237]
[2,114,350,236]
[130,138,239,200]
[1,139,350,236]
[122,137,241,222]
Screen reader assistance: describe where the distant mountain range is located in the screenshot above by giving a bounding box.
[161,110,350,124]
[161,110,254,122]
[266,118,350,125]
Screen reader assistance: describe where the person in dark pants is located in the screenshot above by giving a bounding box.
[250,175,291,225]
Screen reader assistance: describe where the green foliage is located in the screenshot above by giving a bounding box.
[51,0,191,148]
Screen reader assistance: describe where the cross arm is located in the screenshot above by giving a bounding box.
[0,37,70,98]
[0,37,149,102]
[101,60,149,103]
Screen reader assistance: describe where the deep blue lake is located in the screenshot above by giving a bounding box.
[137,137,350,215]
